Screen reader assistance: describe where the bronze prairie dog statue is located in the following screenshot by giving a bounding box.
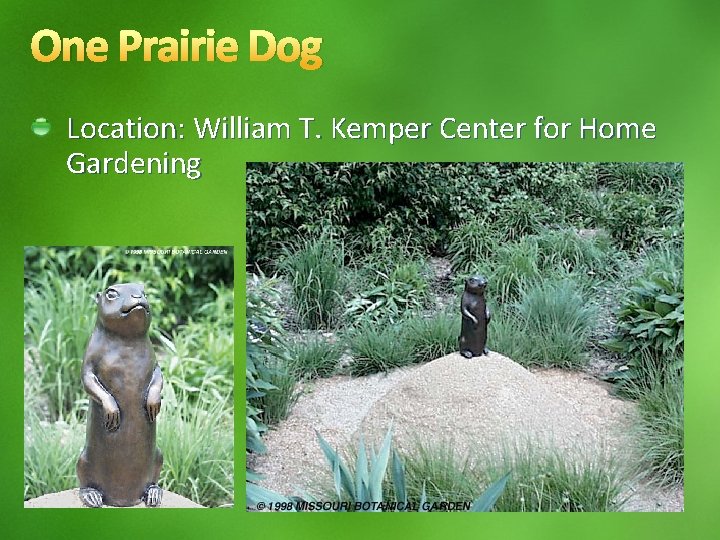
[76,283,164,507]
[459,275,491,358]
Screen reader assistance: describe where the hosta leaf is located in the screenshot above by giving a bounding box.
[656,294,682,305]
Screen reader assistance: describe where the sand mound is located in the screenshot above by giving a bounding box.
[24,489,204,508]
[360,352,606,458]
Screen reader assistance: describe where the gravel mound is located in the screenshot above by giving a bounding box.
[361,352,612,458]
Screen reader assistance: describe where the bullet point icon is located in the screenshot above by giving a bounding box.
[32,118,51,136]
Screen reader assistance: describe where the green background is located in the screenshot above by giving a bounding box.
[1,0,715,537]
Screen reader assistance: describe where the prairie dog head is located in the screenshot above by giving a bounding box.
[464,275,487,295]
[95,283,151,337]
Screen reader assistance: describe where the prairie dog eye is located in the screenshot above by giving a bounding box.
[106,289,119,301]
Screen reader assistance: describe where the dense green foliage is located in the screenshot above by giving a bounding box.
[24,247,234,506]
[247,162,685,503]
[603,245,684,391]
[247,162,591,264]
[24,246,233,332]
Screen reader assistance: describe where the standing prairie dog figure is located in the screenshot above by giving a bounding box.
[76,283,164,507]
[459,275,491,358]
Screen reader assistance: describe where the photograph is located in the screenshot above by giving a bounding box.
[245,162,684,512]
[23,246,234,508]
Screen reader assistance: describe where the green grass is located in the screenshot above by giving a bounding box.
[491,280,596,368]
[160,286,234,407]
[488,444,627,512]
[516,280,596,368]
[486,237,541,303]
[596,162,682,194]
[280,234,346,330]
[24,275,99,420]
[486,306,525,359]
[348,322,416,376]
[405,312,460,364]
[393,441,627,512]
[496,195,551,241]
[258,358,299,425]
[289,337,343,379]
[632,367,684,485]
[394,441,480,504]
[535,228,612,277]
[447,217,500,274]
[24,413,85,500]
[157,384,234,507]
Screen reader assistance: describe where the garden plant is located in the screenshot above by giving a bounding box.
[246,162,684,510]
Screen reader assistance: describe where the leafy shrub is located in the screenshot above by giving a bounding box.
[447,217,500,274]
[404,313,460,363]
[603,272,684,358]
[247,162,584,263]
[602,192,659,250]
[348,323,415,376]
[289,337,343,379]
[280,234,346,330]
[345,262,428,324]
[535,165,599,225]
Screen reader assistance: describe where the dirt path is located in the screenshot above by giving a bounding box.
[254,353,683,511]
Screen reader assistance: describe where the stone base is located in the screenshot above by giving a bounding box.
[24,489,204,508]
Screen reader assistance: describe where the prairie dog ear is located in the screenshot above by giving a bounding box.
[95,292,101,305]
